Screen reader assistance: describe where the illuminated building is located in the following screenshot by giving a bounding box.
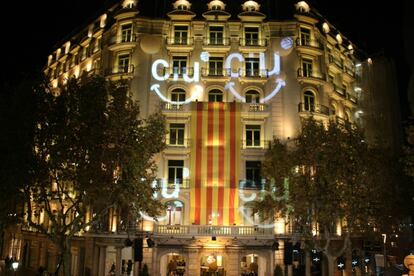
[4,0,369,275]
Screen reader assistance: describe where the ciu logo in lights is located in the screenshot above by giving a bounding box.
[150,37,294,104]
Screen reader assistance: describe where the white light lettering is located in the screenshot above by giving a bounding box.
[151,59,170,81]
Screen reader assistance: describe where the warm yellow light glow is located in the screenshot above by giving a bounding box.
[336,220,342,236]
[208,0,225,10]
[173,0,191,10]
[100,14,107,28]
[56,48,62,59]
[143,220,153,232]
[275,218,285,234]
[65,41,71,54]
[336,34,343,45]
[192,84,204,101]
[216,255,223,267]
[73,66,80,79]
[204,242,225,249]
[48,55,53,66]
[242,1,260,11]
[86,60,92,72]
[52,79,58,88]
[295,1,310,13]
[322,22,330,33]
[367,58,373,65]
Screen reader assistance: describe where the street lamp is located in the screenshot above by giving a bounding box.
[382,234,387,270]
[12,261,19,276]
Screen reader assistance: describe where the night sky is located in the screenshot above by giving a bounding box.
[1,0,411,118]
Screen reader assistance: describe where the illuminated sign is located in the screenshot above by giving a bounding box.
[150,46,290,104]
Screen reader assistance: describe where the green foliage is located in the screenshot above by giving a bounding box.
[274,264,283,276]
[141,264,150,276]
[257,118,400,256]
[22,75,166,275]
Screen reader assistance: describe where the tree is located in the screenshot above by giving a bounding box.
[0,76,37,257]
[24,76,166,276]
[256,118,399,275]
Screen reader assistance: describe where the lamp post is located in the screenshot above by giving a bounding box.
[382,234,387,270]
[12,261,19,276]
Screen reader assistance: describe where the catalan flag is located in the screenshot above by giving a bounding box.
[190,102,241,226]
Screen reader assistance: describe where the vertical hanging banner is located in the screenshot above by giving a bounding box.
[190,102,241,225]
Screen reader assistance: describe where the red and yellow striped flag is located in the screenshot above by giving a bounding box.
[190,102,241,226]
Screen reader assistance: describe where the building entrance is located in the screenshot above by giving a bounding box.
[200,254,225,276]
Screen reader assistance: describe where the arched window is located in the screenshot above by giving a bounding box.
[171,89,186,102]
[304,91,315,112]
[245,90,260,103]
[208,89,223,102]
[165,201,184,225]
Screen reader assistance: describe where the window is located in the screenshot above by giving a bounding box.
[300,27,311,46]
[81,46,89,60]
[169,123,185,146]
[118,54,130,73]
[245,161,261,188]
[168,160,184,184]
[328,74,335,84]
[121,24,133,42]
[246,125,261,147]
[245,58,260,77]
[172,57,187,76]
[209,26,224,45]
[208,89,223,102]
[174,26,188,45]
[165,201,184,225]
[244,27,259,46]
[94,38,101,52]
[208,57,223,76]
[245,91,260,103]
[302,58,313,77]
[171,89,186,102]
[342,83,348,93]
[304,91,315,112]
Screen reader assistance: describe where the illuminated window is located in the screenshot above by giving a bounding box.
[121,24,133,42]
[81,46,89,61]
[208,57,223,76]
[245,90,260,103]
[165,201,184,225]
[174,26,188,45]
[304,91,315,112]
[302,58,313,77]
[245,58,260,77]
[299,27,311,46]
[171,89,186,102]
[209,26,224,45]
[172,57,187,76]
[118,54,130,73]
[168,160,184,184]
[169,123,185,146]
[246,125,261,147]
[208,89,223,102]
[245,161,261,188]
[244,27,259,46]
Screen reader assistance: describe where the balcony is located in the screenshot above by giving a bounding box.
[108,34,137,51]
[153,225,275,237]
[244,103,268,112]
[296,68,326,86]
[202,37,231,52]
[346,93,358,104]
[239,179,267,190]
[333,84,345,97]
[241,140,270,150]
[154,178,191,189]
[239,38,268,52]
[201,68,228,82]
[166,37,194,52]
[295,38,324,56]
[328,55,343,73]
[166,138,191,149]
[105,65,134,80]
[343,66,356,82]
[298,103,330,117]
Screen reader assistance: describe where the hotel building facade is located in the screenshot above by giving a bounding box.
[3,0,371,275]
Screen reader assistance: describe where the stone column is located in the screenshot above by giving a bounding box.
[226,249,240,276]
[116,247,122,276]
[186,247,200,276]
[92,244,100,276]
[98,246,106,276]
[305,250,311,276]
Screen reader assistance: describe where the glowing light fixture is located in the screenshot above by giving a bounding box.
[295,1,310,13]
[242,1,260,11]
[100,14,107,28]
[336,34,343,45]
[322,22,330,33]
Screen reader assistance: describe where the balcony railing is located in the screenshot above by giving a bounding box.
[298,103,330,116]
[241,140,271,149]
[204,37,230,46]
[239,179,267,190]
[297,68,326,81]
[153,225,275,236]
[166,37,194,46]
[295,38,323,49]
[109,34,137,45]
[246,103,268,112]
[328,55,343,69]
[239,38,268,47]
[105,65,135,76]
[201,68,225,77]
[154,178,191,189]
[166,138,191,148]
[161,103,185,111]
